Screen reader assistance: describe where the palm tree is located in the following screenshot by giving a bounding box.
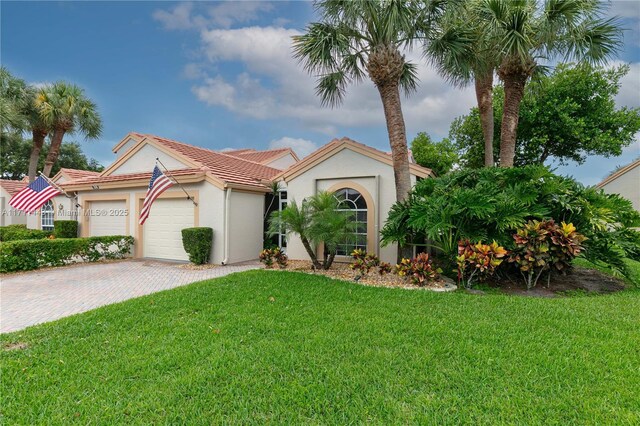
[480,0,622,167]
[293,0,447,202]
[27,86,51,182]
[36,82,102,177]
[426,2,498,167]
[0,67,29,133]
[268,191,355,270]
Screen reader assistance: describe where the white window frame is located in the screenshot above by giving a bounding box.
[41,200,54,231]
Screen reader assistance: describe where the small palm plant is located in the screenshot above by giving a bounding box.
[268,191,355,270]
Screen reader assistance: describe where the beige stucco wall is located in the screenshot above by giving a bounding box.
[111,144,190,175]
[284,147,417,264]
[600,165,640,212]
[227,190,265,264]
[266,153,298,170]
[115,137,138,158]
[25,194,76,231]
[1,188,27,226]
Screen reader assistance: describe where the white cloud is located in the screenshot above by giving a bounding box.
[153,1,273,31]
[614,61,640,109]
[269,137,318,158]
[192,26,476,138]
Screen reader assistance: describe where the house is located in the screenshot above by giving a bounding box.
[597,158,640,212]
[0,178,28,226]
[24,132,432,264]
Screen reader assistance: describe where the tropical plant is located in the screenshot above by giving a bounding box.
[35,82,102,177]
[381,165,640,278]
[349,248,380,275]
[509,220,586,289]
[0,67,30,133]
[480,0,623,167]
[259,247,288,269]
[268,191,355,270]
[410,132,458,176]
[395,253,441,286]
[456,240,507,288]
[450,64,640,168]
[293,0,450,202]
[259,248,275,268]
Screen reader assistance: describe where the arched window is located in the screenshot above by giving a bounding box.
[334,188,367,256]
[41,200,54,231]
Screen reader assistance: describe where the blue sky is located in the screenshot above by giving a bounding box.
[2,1,639,186]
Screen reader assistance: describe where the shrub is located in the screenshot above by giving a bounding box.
[181,227,213,265]
[349,249,380,275]
[0,224,51,242]
[0,235,134,273]
[395,253,442,286]
[456,240,508,288]
[260,248,289,269]
[382,165,640,278]
[378,262,392,275]
[54,220,78,238]
[509,220,586,289]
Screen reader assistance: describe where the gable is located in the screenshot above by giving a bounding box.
[107,143,191,176]
[265,153,298,170]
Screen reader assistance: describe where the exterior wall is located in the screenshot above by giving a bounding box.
[1,189,27,226]
[110,144,190,175]
[600,165,640,212]
[115,137,138,158]
[266,153,297,170]
[25,194,75,231]
[284,148,416,264]
[227,190,265,264]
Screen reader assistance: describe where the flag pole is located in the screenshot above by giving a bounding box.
[155,158,198,206]
[37,172,81,208]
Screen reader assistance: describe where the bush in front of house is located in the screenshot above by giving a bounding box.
[181,227,213,265]
[456,240,508,289]
[259,247,288,269]
[0,235,134,273]
[54,220,78,238]
[0,224,52,242]
[381,165,640,279]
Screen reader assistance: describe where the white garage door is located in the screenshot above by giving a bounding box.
[88,200,127,236]
[143,198,194,261]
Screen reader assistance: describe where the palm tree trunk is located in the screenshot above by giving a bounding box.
[28,128,47,182]
[498,73,527,167]
[376,81,412,202]
[42,127,65,177]
[474,72,494,167]
[301,236,321,269]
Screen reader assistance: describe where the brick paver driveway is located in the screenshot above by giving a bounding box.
[0,260,259,333]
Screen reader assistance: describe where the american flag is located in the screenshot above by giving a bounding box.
[139,165,174,225]
[9,176,61,213]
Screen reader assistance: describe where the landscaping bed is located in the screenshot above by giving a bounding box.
[271,259,456,291]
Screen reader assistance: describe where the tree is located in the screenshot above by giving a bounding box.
[410,132,458,176]
[293,0,449,202]
[426,1,498,167]
[36,82,102,177]
[268,191,355,270]
[0,67,29,133]
[0,136,103,180]
[450,64,640,167]
[480,0,623,167]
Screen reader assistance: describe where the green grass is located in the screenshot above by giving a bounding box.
[2,271,639,425]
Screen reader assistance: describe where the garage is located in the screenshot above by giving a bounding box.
[142,198,194,261]
[88,200,127,236]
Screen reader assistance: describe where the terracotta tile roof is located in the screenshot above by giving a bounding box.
[141,134,282,188]
[61,168,203,188]
[226,148,298,164]
[59,168,101,179]
[0,179,27,196]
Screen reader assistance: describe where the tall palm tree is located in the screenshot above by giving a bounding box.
[0,67,29,133]
[36,82,102,177]
[480,0,622,167]
[427,2,498,167]
[27,86,51,182]
[293,0,447,202]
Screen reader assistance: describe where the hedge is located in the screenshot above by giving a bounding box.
[0,235,134,273]
[181,227,213,264]
[0,225,51,242]
[54,220,78,238]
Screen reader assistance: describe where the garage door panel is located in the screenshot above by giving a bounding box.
[143,198,194,261]
[88,200,126,237]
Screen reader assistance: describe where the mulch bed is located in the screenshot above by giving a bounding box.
[265,260,456,291]
[482,266,627,297]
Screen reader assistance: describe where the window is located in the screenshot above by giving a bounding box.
[334,188,367,256]
[278,191,287,251]
[41,200,54,231]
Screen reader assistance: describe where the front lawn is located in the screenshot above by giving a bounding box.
[2,270,639,424]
